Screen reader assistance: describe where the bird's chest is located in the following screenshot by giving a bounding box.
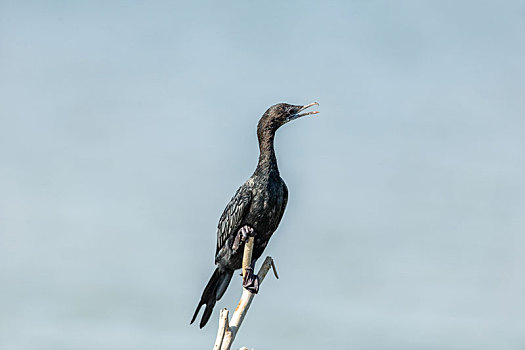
[246,182,285,236]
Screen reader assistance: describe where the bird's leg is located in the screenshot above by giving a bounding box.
[242,260,259,294]
[232,225,259,293]
[232,225,254,251]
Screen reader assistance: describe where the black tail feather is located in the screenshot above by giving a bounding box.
[191,268,233,328]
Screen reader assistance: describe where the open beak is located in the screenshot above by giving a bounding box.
[288,102,320,122]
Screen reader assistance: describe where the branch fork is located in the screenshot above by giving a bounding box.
[213,237,277,350]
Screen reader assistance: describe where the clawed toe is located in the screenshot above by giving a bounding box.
[242,266,259,294]
[240,225,255,237]
[232,234,242,251]
[232,225,255,251]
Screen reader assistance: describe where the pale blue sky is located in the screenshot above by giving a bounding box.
[1,1,524,349]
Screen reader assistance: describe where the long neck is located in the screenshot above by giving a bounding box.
[255,130,279,176]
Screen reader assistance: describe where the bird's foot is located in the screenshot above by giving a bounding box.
[242,265,259,294]
[232,225,255,251]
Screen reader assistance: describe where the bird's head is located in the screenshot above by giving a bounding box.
[257,102,319,135]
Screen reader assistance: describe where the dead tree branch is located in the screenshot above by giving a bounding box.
[212,236,276,350]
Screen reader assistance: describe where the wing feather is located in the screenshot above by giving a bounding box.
[216,186,252,255]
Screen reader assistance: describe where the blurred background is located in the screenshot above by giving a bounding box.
[1,1,524,349]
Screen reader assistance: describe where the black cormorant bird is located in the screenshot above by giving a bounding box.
[190,102,319,328]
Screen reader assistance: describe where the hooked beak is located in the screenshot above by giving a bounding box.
[287,102,320,122]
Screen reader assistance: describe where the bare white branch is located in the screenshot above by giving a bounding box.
[213,308,229,350]
[219,256,274,350]
[211,233,275,350]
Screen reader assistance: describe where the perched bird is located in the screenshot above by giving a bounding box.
[190,102,319,328]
